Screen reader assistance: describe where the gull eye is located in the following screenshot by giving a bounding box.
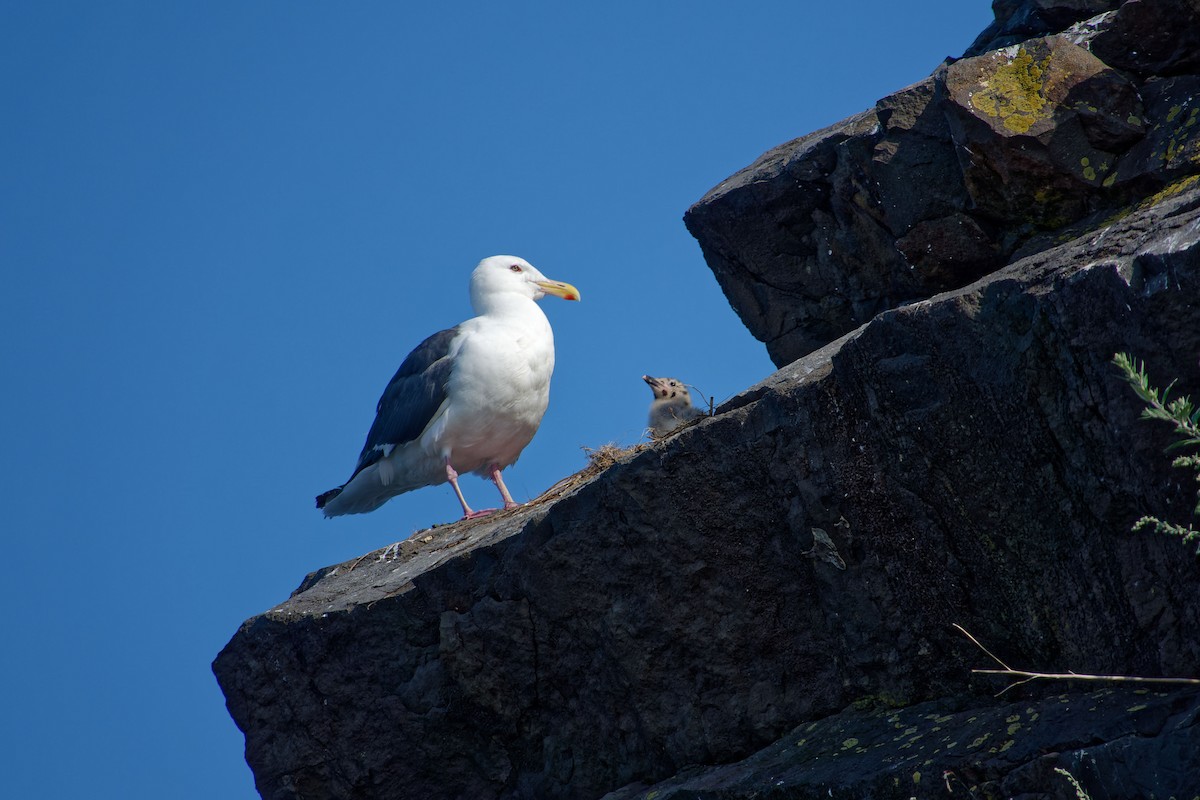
[509,264,522,272]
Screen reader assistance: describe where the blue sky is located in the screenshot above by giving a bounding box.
[1,3,992,798]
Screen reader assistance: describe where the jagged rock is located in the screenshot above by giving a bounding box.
[214,186,1200,800]
[965,0,1120,57]
[942,35,1141,223]
[686,2,1200,367]
[602,688,1200,800]
[1117,76,1200,189]
[1088,0,1200,77]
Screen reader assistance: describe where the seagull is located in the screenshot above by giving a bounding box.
[317,256,580,519]
[643,375,707,438]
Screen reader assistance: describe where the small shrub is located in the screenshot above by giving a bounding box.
[1113,352,1200,554]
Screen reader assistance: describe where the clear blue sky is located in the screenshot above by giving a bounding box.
[1,3,992,798]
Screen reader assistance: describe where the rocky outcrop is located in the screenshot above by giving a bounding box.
[215,185,1200,798]
[215,3,1200,798]
[685,0,1200,366]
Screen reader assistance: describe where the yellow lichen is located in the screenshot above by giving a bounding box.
[970,48,1051,133]
[841,737,860,750]
[1137,173,1200,210]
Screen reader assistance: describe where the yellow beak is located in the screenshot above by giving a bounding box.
[534,279,581,302]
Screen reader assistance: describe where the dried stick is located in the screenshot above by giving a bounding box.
[953,623,1200,697]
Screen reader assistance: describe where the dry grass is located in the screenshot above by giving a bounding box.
[527,442,648,508]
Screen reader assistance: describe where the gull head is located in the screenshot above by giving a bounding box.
[470,255,580,312]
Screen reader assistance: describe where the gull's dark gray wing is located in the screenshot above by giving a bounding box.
[349,325,461,477]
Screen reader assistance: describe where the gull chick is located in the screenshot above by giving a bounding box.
[643,375,706,438]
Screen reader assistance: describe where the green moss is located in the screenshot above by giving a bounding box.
[970,48,1051,134]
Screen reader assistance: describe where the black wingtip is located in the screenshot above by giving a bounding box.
[316,487,343,510]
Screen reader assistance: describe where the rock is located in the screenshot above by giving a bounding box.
[214,186,1200,800]
[686,4,1200,367]
[601,688,1200,800]
[965,0,1121,57]
[1088,0,1200,77]
[1116,75,1200,189]
[684,83,978,366]
[941,36,1140,223]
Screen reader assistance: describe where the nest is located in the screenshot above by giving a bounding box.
[527,442,648,508]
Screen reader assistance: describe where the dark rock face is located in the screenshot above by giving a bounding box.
[602,688,1200,800]
[1088,0,1200,78]
[215,4,1200,798]
[215,188,1200,799]
[686,1,1200,366]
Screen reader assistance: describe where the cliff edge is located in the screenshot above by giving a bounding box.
[215,2,1200,798]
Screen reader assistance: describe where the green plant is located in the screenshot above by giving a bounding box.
[1053,767,1092,800]
[1113,352,1200,554]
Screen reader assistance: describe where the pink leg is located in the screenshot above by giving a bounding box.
[489,464,521,510]
[445,461,477,517]
[446,459,500,519]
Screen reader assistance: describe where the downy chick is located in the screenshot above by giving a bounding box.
[643,375,706,438]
